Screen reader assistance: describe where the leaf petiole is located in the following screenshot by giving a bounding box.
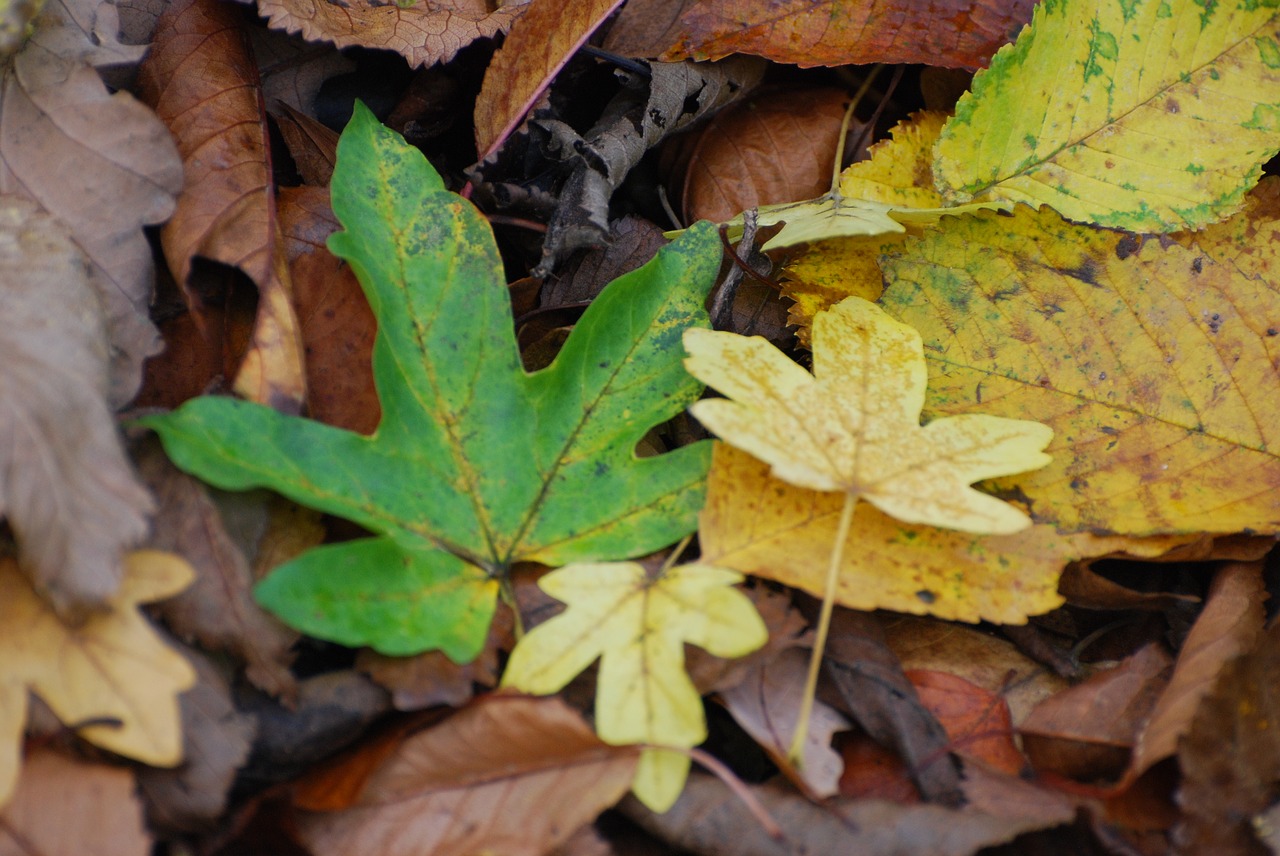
[788,490,859,764]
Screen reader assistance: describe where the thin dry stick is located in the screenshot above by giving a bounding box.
[788,491,858,762]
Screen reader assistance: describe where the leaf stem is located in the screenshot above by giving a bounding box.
[788,491,858,763]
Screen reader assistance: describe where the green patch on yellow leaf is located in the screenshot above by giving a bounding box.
[684,297,1053,534]
[880,201,1280,536]
[934,0,1280,231]
[502,561,766,812]
[0,551,195,805]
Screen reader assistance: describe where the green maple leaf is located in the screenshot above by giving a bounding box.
[142,103,720,663]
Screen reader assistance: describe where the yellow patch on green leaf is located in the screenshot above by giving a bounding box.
[934,0,1280,231]
[502,561,767,812]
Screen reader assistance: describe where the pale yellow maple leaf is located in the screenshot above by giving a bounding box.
[0,550,195,805]
[502,561,766,812]
[683,296,1052,759]
[684,296,1053,534]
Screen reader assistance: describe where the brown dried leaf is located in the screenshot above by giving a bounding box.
[138,0,305,411]
[1128,561,1267,783]
[0,198,153,617]
[672,87,850,224]
[907,670,1026,776]
[605,0,1035,70]
[474,0,626,159]
[274,103,339,186]
[1021,643,1172,782]
[720,648,850,798]
[135,436,298,698]
[278,186,379,434]
[1176,622,1280,854]
[685,584,809,694]
[2,0,183,405]
[0,751,150,855]
[1058,563,1201,612]
[884,616,1067,727]
[257,0,527,70]
[623,772,1070,856]
[250,27,355,115]
[136,646,257,834]
[295,695,637,856]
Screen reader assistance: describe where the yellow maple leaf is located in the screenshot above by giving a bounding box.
[502,561,766,812]
[683,296,1052,759]
[684,297,1053,533]
[0,550,195,805]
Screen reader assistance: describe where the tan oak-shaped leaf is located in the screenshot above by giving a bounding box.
[0,197,154,618]
[879,201,1280,535]
[1,0,182,405]
[134,436,298,699]
[604,0,1035,70]
[138,0,305,411]
[0,750,150,854]
[0,551,195,805]
[502,562,767,812]
[684,296,1052,534]
[294,696,637,856]
[257,0,525,69]
[473,0,624,159]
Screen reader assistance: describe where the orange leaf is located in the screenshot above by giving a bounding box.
[138,0,305,410]
[474,0,626,159]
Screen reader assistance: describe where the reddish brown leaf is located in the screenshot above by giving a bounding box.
[294,695,637,856]
[474,0,626,159]
[0,751,150,855]
[135,436,298,698]
[668,87,851,224]
[257,0,526,71]
[1128,561,1267,783]
[884,616,1069,726]
[907,669,1026,776]
[277,186,379,434]
[1,0,183,405]
[604,0,1036,70]
[1058,562,1201,612]
[0,198,153,618]
[1021,643,1172,782]
[1176,622,1280,854]
[138,0,305,411]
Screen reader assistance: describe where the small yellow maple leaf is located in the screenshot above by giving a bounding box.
[0,550,195,805]
[684,296,1054,534]
[502,561,766,812]
[683,296,1052,759]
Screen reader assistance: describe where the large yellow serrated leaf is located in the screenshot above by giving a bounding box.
[880,202,1280,535]
[781,112,951,344]
[502,562,766,812]
[697,444,1199,624]
[684,297,1053,535]
[934,0,1280,231]
[0,551,195,805]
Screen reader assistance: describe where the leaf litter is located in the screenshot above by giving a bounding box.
[9,0,1280,850]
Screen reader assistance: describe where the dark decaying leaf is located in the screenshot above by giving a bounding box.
[530,56,764,275]
[0,197,153,618]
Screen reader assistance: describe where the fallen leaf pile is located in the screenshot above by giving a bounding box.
[7,0,1280,850]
